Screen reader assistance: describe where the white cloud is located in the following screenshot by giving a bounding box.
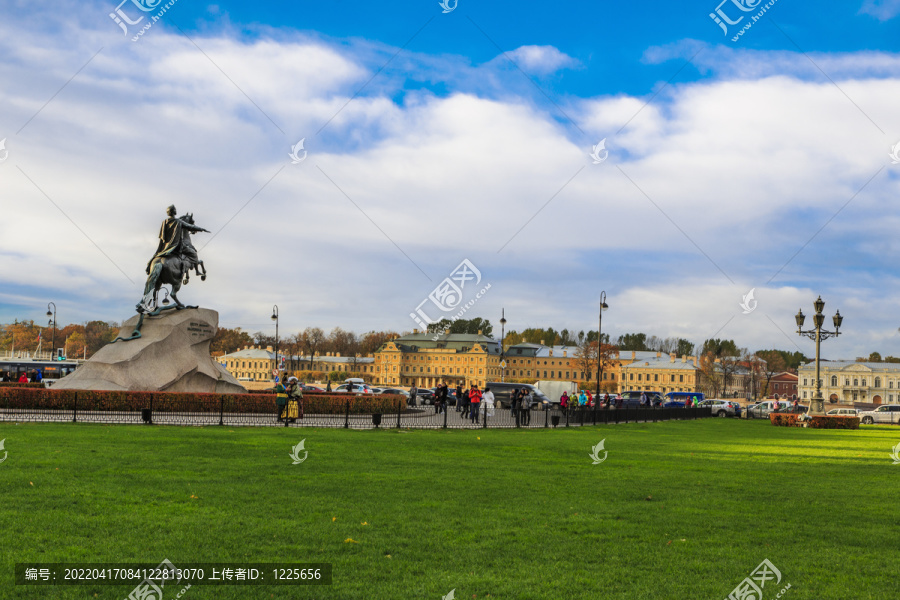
[501,45,580,74]
[859,0,900,20]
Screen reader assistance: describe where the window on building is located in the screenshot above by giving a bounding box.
[803,391,807,398]
[875,377,881,388]
[679,375,684,382]
[862,378,867,386]
[803,378,808,386]
[630,373,634,381]
[654,374,659,382]
[831,376,837,386]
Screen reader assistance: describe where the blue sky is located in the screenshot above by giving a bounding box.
[1,0,900,358]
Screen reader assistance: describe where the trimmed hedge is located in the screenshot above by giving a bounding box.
[0,387,405,415]
[770,413,860,429]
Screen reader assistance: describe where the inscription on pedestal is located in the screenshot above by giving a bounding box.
[186,321,214,340]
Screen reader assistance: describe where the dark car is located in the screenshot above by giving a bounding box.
[413,389,436,405]
[484,382,552,409]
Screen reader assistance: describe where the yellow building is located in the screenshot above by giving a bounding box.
[619,352,700,394]
[374,332,501,388]
[218,346,376,387]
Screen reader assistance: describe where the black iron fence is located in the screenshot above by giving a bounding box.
[0,394,713,429]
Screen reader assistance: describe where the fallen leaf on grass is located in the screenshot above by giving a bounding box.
[332,517,337,522]
[29,482,33,486]
[385,555,391,559]
[344,538,358,544]
[190,495,198,499]
[361,522,368,526]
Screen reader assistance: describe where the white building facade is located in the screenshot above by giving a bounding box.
[797,361,900,405]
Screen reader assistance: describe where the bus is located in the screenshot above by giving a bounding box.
[664,391,705,406]
[0,358,81,383]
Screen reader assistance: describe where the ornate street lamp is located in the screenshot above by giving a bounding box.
[796,296,842,415]
[596,291,609,396]
[271,306,279,381]
[46,302,57,360]
[500,308,507,383]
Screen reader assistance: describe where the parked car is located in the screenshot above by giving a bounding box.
[377,388,409,398]
[746,400,804,418]
[484,382,552,409]
[699,399,742,418]
[413,389,436,405]
[858,404,900,425]
[825,407,858,416]
[333,382,374,393]
[619,391,664,407]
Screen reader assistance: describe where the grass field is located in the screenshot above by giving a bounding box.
[2,419,899,599]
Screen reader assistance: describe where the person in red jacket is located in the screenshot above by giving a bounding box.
[17,373,28,383]
[468,384,483,423]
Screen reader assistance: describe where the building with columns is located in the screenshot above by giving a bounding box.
[798,361,900,405]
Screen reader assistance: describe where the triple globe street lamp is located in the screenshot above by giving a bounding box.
[795,296,843,415]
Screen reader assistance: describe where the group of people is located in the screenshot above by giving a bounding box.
[560,390,616,411]
[1,370,41,383]
[274,375,304,423]
[454,384,495,423]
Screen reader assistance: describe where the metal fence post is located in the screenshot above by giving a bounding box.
[397,401,402,429]
[219,396,224,426]
[72,392,78,423]
[544,406,549,428]
[344,400,350,429]
[443,403,448,429]
[565,406,569,427]
[149,394,154,425]
[483,404,487,429]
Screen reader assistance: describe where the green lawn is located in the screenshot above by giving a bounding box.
[2,419,899,599]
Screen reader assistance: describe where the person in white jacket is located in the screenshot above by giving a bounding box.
[481,387,495,418]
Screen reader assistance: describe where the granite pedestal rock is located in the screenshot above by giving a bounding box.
[54,308,246,393]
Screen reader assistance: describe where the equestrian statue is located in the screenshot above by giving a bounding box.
[118,205,209,341]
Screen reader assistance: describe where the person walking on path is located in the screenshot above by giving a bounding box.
[455,384,463,412]
[604,393,611,409]
[437,384,448,414]
[285,376,304,423]
[510,388,520,418]
[482,387,495,418]
[409,385,418,407]
[560,391,569,415]
[640,391,648,407]
[325,381,332,392]
[460,387,471,419]
[520,390,533,425]
[469,385,483,423]
[578,390,588,407]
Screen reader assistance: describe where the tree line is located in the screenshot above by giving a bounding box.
[0,320,119,358]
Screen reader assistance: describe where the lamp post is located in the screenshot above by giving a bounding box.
[271,305,279,382]
[500,308,507,383]
[46,302,57,360]
[595,291,608,396]
[795,296,842,415]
